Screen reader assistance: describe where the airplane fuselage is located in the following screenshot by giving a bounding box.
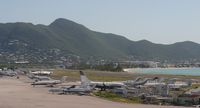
[31,80,61,85]
[90,81,124,89]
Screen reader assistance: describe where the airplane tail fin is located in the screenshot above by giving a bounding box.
[153,77,159,80]
[27,73,34,79]
[134,77,142,82]
[80,71,91,85]
[60,76,67,83]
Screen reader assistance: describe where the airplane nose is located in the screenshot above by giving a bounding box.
[80,71,84,75]
[154,77,159,80]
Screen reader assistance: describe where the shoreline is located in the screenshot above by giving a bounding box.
[123,67,198,72]
[123,67,200,77]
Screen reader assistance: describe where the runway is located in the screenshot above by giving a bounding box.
[0,77,192,108]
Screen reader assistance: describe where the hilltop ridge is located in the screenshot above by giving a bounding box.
[0,18,200,63]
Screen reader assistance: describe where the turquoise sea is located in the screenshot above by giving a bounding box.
[126,68,200,76]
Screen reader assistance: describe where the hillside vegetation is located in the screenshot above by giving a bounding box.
[0,18,200,62]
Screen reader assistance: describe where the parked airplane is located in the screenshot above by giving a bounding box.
[80,71,158,90]
[0,70,17,77]
[31,71,52,76]
[49,84,95,95]
[31,76,67,87]
[167,78,191,89]
[62,84,95,95]
[80,71,124,90]
[167,83,189,89]
[124,77,159,87]
[27,73,51,81]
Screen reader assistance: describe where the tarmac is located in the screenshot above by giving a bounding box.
[0,76,193,108]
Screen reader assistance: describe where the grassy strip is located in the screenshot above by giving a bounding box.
[191,83,200,89]
[51,69,136,81]
[51,69,200,81]
[93,91,142,104]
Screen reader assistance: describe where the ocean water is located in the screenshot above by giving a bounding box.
[126,68,200,76]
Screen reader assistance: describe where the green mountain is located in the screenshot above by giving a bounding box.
[0,18,200,63]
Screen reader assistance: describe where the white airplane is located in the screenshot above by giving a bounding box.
[167,78,191,89]
[49,84,95,95]
[80,71,158,90]
[31,71,52,75]
[0,70,17,77]
[167,83,189,89]
[27,73,52,81]
[31,76,67,87]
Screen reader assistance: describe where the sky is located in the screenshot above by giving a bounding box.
[0,0,200,44]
